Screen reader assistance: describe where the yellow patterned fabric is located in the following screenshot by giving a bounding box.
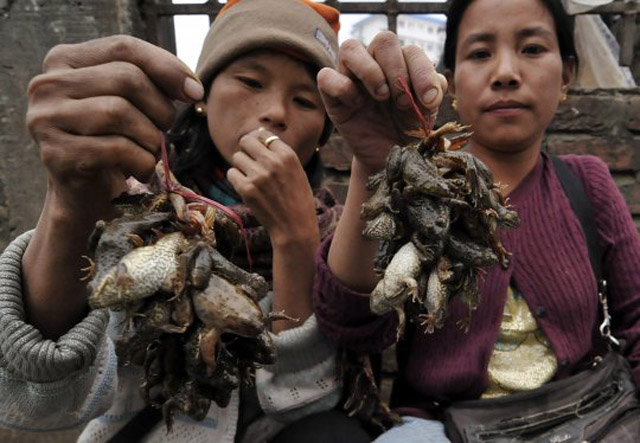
[482,286,558,398]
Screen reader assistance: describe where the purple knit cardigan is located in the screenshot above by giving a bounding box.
[313,153,640,419]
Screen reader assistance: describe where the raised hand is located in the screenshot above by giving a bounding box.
[27,35,204,219]
[226,129,320,247]
[22,35,204,339]
[226,128,321,332]
[317,31,447,174]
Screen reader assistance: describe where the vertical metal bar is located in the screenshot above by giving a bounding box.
[157,0,176,55]
[209,0,221,23]
[387,0,398,33]
[619,12,637,67]
[142,1,159,46]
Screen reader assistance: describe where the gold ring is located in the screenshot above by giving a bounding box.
[263,135,280,148]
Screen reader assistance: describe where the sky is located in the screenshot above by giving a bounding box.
[171,0,446,71]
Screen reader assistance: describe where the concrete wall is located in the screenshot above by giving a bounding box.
[0,3,144,439]
[0,0,144,251]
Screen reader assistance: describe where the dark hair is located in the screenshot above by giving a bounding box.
[442,0,579,72]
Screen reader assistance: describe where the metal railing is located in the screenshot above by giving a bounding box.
[140,0,638,67]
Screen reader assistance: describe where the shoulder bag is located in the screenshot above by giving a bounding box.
[443,156,640,443]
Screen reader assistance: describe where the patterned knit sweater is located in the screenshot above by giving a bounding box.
[313,153,640,419]
[0,231,341,442]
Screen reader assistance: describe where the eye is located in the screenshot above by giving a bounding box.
[523,44,546,55]
[237,76,262,89]
[294,96,318,110]
[468,49,491,60]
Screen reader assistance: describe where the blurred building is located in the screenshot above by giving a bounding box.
[351,14,446,64]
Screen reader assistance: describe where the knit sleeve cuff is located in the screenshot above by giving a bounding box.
[268,314,338,374]
[312,234,398,353]
[255,315,341,418]
[0,231,110,383]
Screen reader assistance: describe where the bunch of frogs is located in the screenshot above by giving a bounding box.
[341,84,521,435]
[84,159,291,431]
[361,121,520,340]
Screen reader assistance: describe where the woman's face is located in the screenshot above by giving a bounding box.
[205,50,326,167]
[450,0,574,153]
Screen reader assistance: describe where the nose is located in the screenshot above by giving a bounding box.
[491,50,521,90]
[258,93,288,132]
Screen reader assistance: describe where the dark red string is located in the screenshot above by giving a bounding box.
[397,77,432,137]
[160,135,253,269]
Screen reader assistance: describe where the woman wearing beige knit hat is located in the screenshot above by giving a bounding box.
[0,0,446,441]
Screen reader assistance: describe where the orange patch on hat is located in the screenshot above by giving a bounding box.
[219,0,339,34]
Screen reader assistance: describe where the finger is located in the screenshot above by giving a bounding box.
[338,39,390,101]
[226,167,254,199]
[39,131,158,183]
[403,45,447,111]
[230,150,264,178]
[28,62,178,130]
[28,96,162,156]
[239,132,277,161]
[317,68,363,117]
[42,35,204,103]
[367,31,410,108]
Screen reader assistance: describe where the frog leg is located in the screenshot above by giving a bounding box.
[404,277,419,304]
[419,313,437,334]
[141,340,164,406]
[175,241,212,297]
[202,206,217,243]
[266,309,299,325]
[200,327,220,376]
[170,293,194,332]
[126,233,144,248]
[169,191,188,223]
[79,255,95,281]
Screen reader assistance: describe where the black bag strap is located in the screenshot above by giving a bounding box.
[551,155,619,348]
[551,155,602,280]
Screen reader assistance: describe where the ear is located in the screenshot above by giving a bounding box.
[444,68,456,98]
[561,56,576,94]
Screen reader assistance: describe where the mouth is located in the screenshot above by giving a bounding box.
[484,100,530,114]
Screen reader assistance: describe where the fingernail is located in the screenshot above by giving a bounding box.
[422,88,438,105]
[257,126,266,132]
[376,84,389,98]
[396,93,411,108]
[183,77,204,101]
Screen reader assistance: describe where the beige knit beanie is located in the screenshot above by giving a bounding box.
[195,0,340,88]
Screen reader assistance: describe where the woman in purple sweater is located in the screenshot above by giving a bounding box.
[314,0,640,440]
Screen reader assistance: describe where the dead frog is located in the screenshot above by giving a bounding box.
[85,212,173,294]
[370,241,425,340]
[419,255,455,334]
[88,231,190,309]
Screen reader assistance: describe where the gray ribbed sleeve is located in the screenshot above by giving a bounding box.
[0,230,110,381]
[0,231,117,431]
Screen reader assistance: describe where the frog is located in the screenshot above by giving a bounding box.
[88,231,191,309]
[370,241,425,340]
[419,255,454,334]
[85,211,174,293]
